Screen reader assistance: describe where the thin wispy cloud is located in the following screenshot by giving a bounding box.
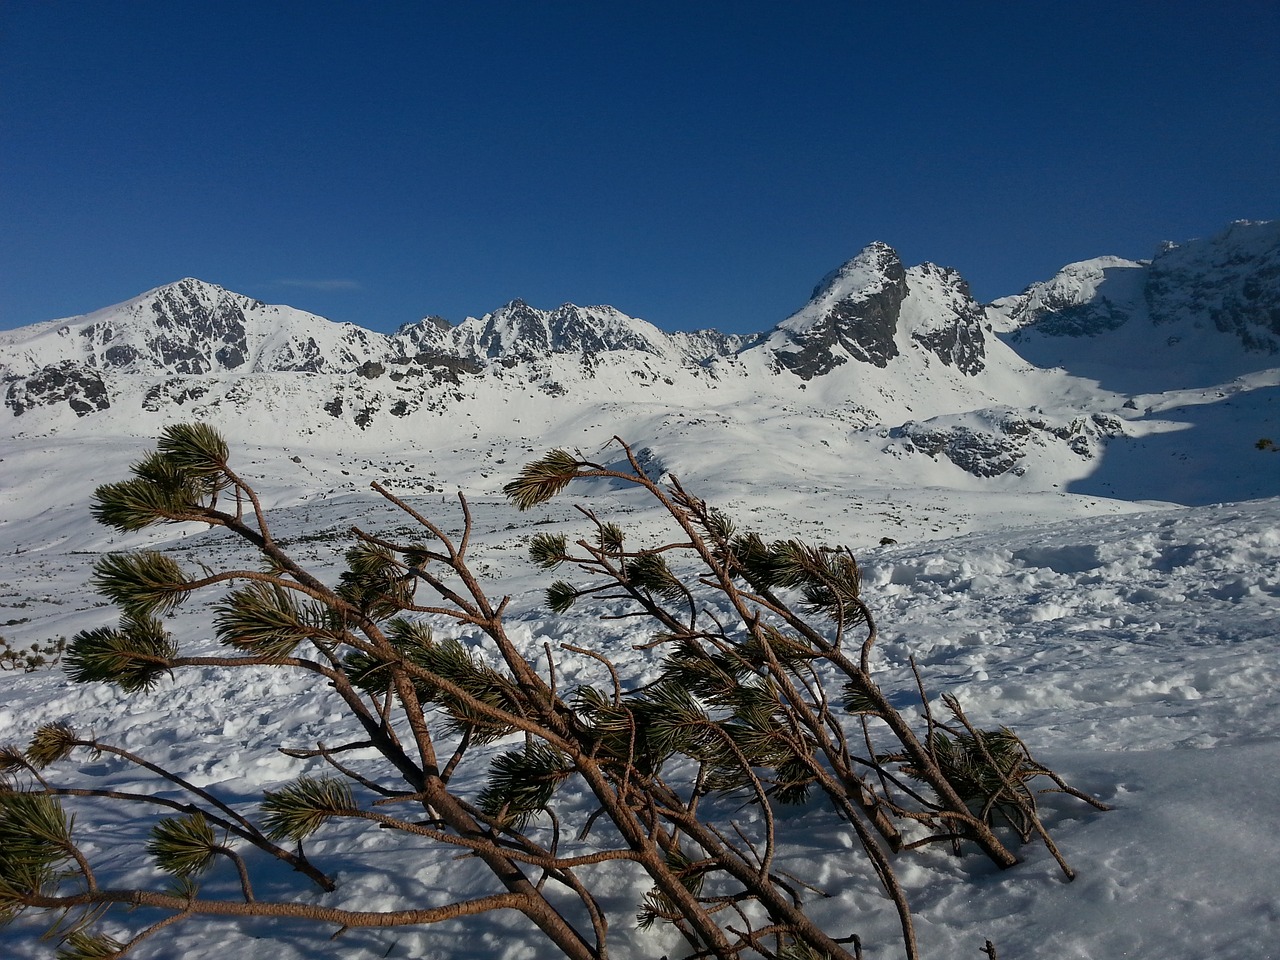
[276,279,363,292]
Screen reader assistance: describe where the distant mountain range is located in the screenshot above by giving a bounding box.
[2,219,1277,503]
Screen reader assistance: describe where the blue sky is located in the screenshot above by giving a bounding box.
[2,2,1277,336]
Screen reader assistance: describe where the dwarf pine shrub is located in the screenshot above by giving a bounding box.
[0,424,1109,960]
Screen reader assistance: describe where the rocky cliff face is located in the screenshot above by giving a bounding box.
[992,257,1147,338]
[758,243,996,380]
[1145,221,1280,352]
[996,221,1280,355]
[901,262,988,375]
[766,242,908,378]
[453,300,680,361]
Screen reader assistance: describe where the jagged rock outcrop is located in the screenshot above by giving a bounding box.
[885,410,1127,478]
[757,243,992,380]
[993,257,1147,338]
[766,242,907,378]
[3,361,110,417]
[902,262,987,374]
[0,278,388,381]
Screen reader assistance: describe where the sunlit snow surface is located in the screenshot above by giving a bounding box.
[1,436,1278,960]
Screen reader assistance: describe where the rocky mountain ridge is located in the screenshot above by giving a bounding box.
[2,220,1276,497]
[0,240,1010,422]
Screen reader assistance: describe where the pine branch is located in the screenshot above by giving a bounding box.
[503,450,591,510]
[64,615,177,692]
[214,582,333,661]
[147,812,220,878]
[91,551,191,618]
[260,776,356,843]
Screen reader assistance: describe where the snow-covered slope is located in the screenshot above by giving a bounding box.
[0,277,388,377]
[992,220,1280,391]
[0,462,1276,960]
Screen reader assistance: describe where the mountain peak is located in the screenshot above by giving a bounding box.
[454,299,676,361]
[992,256,1148,337]
[767,243,909,378]
[808,242,905,304]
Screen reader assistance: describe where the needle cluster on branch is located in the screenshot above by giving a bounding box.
[0,424,1108,960]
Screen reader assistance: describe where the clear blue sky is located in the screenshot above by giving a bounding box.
[2,1,1277,335]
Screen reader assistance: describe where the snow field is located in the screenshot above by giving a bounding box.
[1,464,1278,958]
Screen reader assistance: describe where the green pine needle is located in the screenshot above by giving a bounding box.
[90,476,194,531]
[637,847,709,929]
[338,544,412,618]
[598,523,625,555]
[702,508,736,541]
[0,744,30,774]
[502,450,583,510]
[741,625,817,669]
[90,447,222,531]
[147,813,219,878]
[917,727,1040,836]
[56,930,127,960]
[386,618,435,651]
[842,684,883,716]
[65,616,177,692]
[727,532,777,583]
[545,580,578,614]
[92,551,190,618]
[624,553,685,601]
[658,640,746,699]
[629,681,714,765]
[477,744,572,829]
[260,776,354,843]
[155,422,230,477]
[25,723,78,770]
[528,533,570,569]
[341,648,395,695]
[0,792,73,901]
[215,583,330,661]
[776,942,833,960]
[416,639,523,742]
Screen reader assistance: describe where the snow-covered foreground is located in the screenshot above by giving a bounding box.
[1,453,1278,958]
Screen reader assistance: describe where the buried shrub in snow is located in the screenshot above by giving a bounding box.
[0,424,1108,960]
[0,635,65,673]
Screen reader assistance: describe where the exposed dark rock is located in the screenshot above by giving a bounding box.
[4,362,109,417]
[1029,300,1132,337]
[215,344,248,369]
[103,344,139,366]
[887,410,1125,478]
[891,422,1027,477]
[417,351,481,375]
[908,264,987,375]
[1146,222,1280,352]
[463,300,665,362]
[773,243,907,379]
[142,380,210,411]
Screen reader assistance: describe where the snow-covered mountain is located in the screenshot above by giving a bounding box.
[991,219,1280,391]
[2,220,1277,506]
